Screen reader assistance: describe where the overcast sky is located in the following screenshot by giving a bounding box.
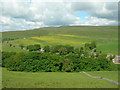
[0,0,119,31]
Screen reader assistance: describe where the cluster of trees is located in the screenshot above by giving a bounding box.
[26,44,41,51]
[44,45,74,55]
[2,38,16,42]
[2,42,118,72]
[8,44,41,51]
[43,42,97,57]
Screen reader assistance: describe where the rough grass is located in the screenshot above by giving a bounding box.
[2,68,119,88]
[2,26,118,54]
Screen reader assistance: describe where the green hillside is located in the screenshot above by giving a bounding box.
[2,26,118,54]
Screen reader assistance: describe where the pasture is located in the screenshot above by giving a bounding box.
[2,26,118,54]
[1,26,119,88]
[2,68,119,88]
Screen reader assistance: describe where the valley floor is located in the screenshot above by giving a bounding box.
[2,68,119,88]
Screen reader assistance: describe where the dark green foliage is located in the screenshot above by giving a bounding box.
[4,53,24,71]
[2,52,16,67]
[90,41,97,50]
[61,59,73,72]
[50,45,74,54]
[2,42,118,72]
[2,38,15,42]
[4,52,62,72]
[107,55,116,62]
[9,44,12,47]
[43,45,50,52]
[85,41,96,50]
[50,45,59,53]
[58,47,68,55]
[26,44,41,51]
[19,44,24,49]
[34,44,41,50]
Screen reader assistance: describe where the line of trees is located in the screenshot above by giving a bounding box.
[2,38,16,43]
[2,42,118,72]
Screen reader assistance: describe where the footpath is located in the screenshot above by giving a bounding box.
[82,71,120,85]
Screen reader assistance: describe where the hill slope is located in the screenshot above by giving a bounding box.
[2,26,118,54]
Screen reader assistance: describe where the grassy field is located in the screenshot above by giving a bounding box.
[2,26,118,54]
[2,68,119,88]
[87,71,119,82]
[1,26,119,88]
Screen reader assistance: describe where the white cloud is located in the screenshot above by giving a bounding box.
[71,2,118,20]
[0,1,118,31]
[85,16,117,26]
[74,16,117,26]
[0,16,12,25]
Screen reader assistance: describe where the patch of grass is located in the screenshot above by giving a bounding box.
[98,43,118,54]
[2,44,27,52]
[10,39,41,46]
[2,68,118,88]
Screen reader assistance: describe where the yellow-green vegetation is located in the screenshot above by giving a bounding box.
[31,35,86,46]
[10,39,42,46]
[2,68,118,88]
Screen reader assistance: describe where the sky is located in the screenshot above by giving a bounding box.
[0,0,119,32]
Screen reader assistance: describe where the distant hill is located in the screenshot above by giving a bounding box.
[1,26,118,54]
[2,26,118,40]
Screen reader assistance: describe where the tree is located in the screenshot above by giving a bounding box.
[9,44,12,47]
[64,45,74,53]
[50,45,59,53]
[107,55,115,62]
[34,44,41,51]
[90,41,96,50]
[85,42,96,50]
[74,48,80,54]
[2,52,16,67]
[26,44,41,51]
[58,47,68,55]
[26,45,34,51]
[85,43,90,50]
[4,53,24,71]
[19,44,24,49]
[62,59,73,72]
[44,45,50,52]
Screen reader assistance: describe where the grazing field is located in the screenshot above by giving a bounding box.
[1,26,119,88]
[2,26,118,54]
[2,68,119,88]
